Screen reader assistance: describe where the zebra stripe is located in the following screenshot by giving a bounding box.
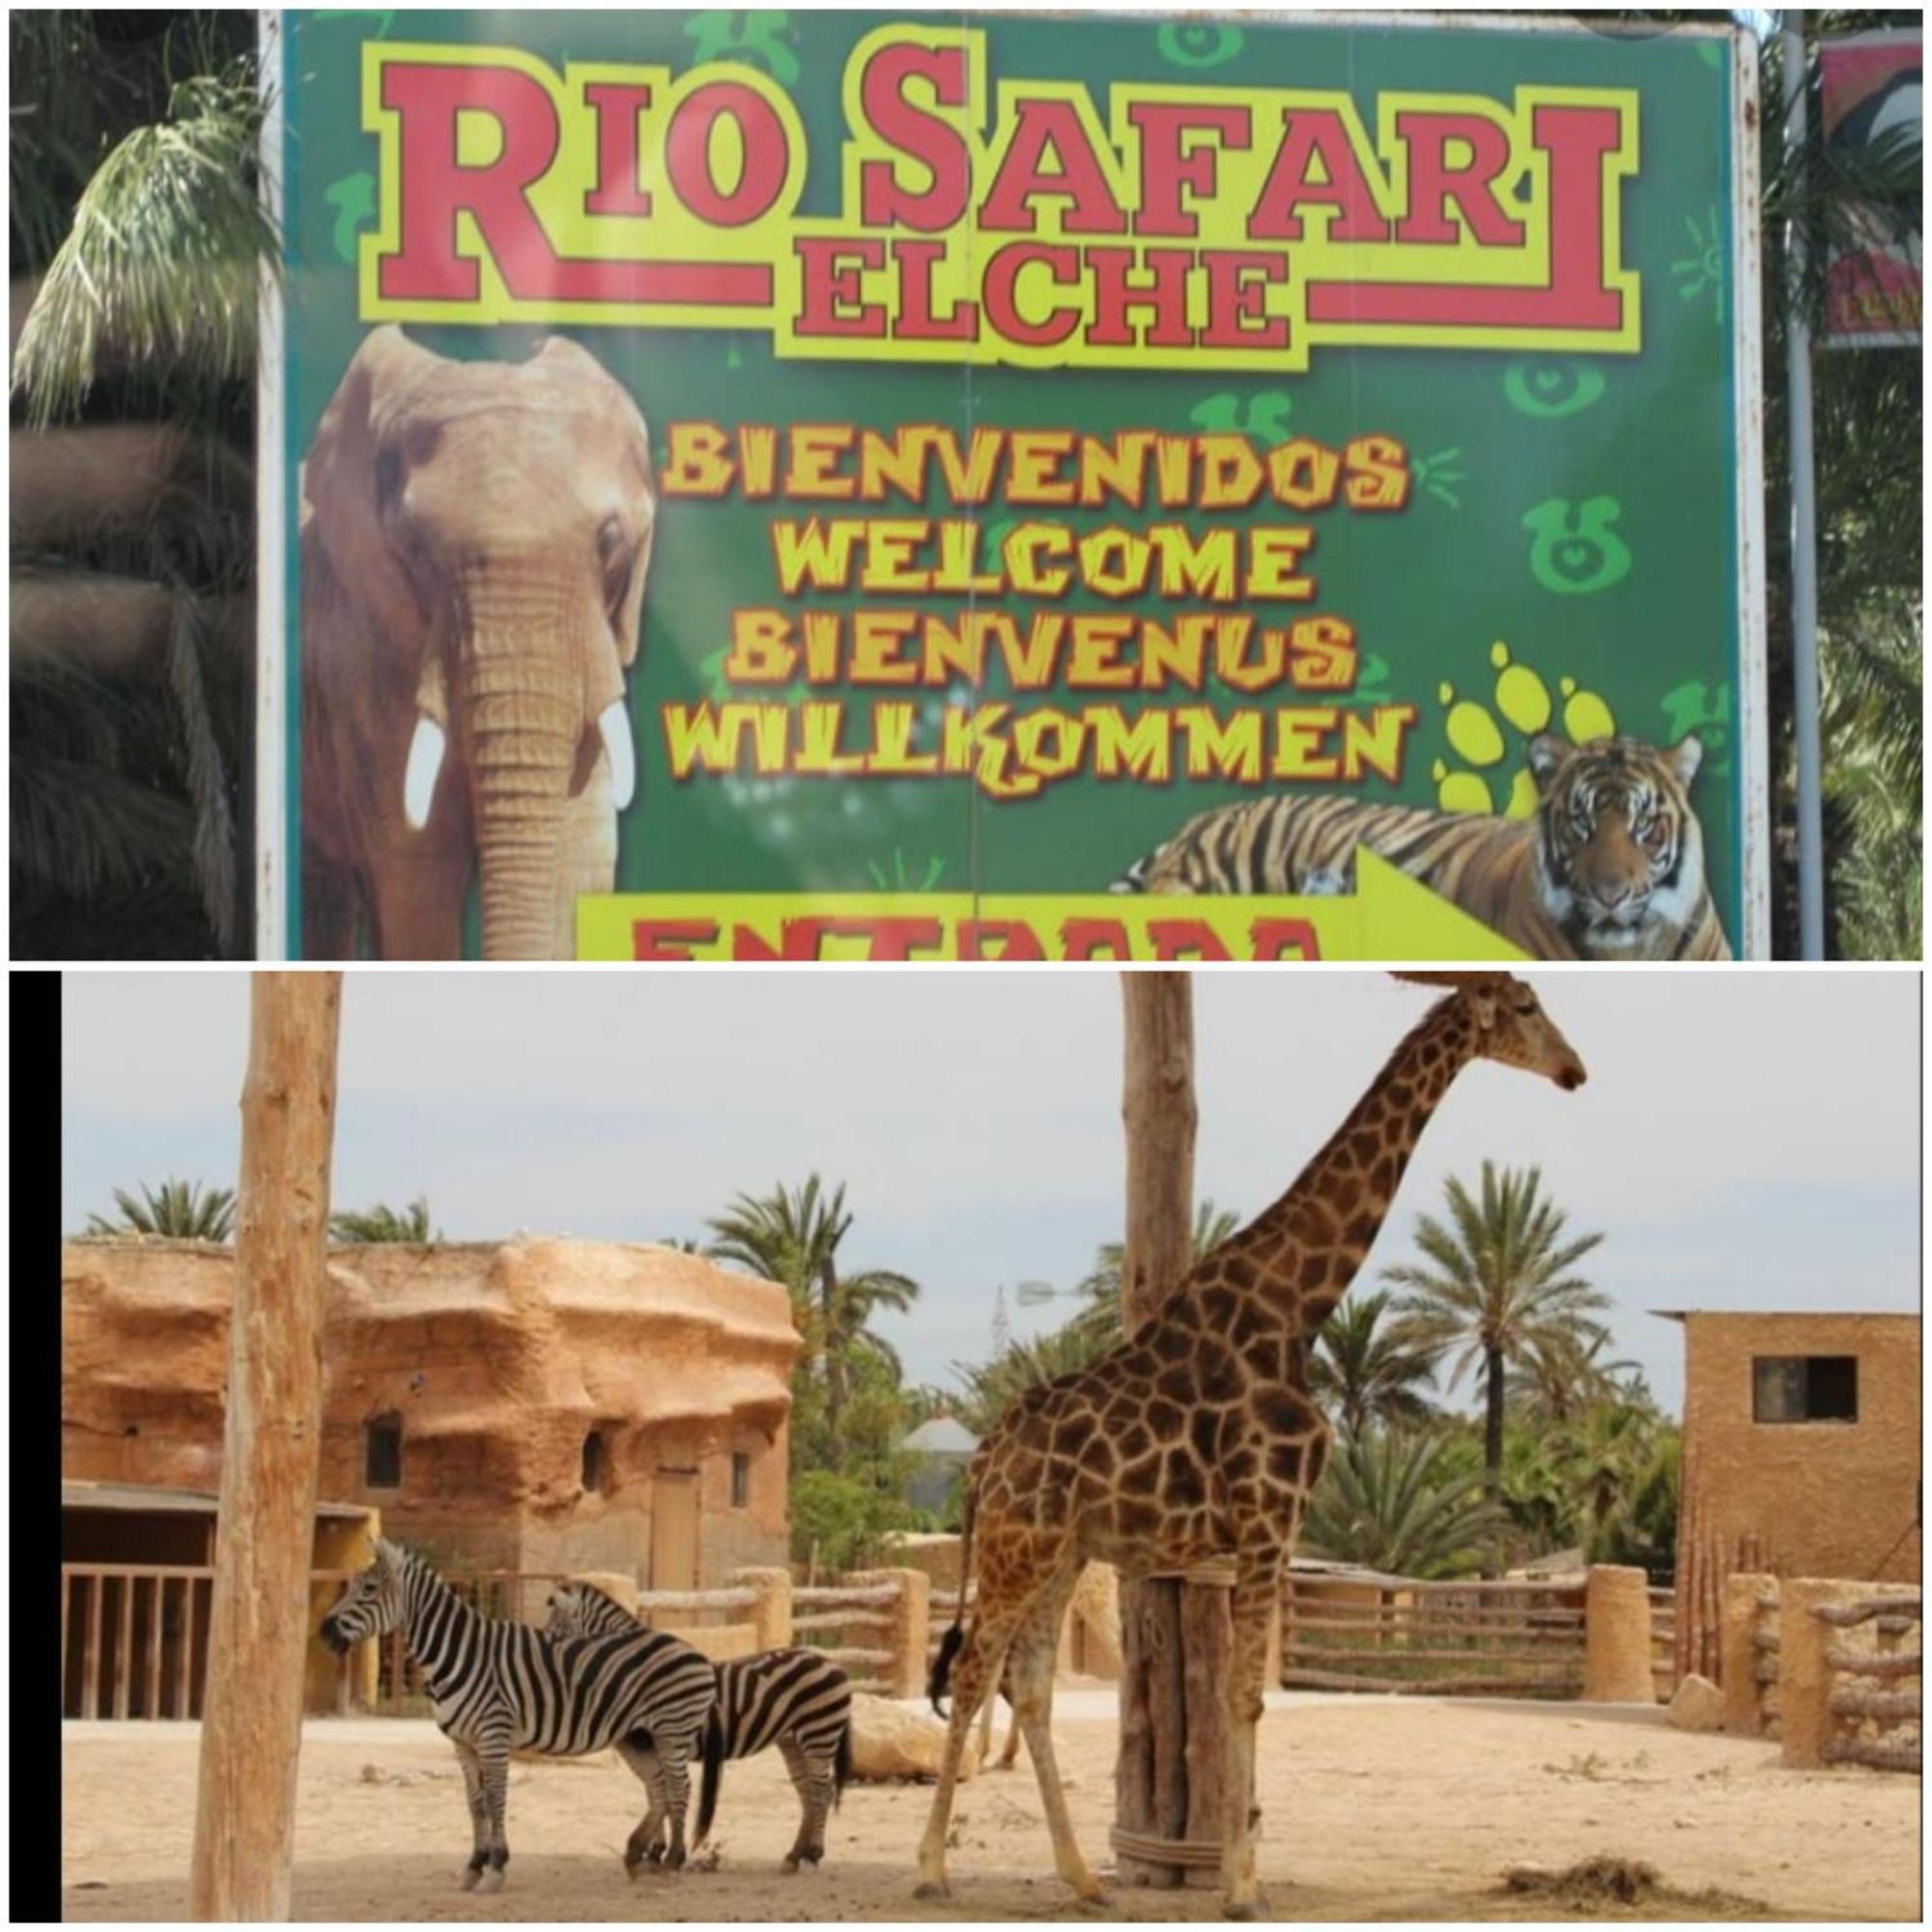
[546,1579,854,1871]
[321,1542,717,1891]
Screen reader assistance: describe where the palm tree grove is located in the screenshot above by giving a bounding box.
[82,1157,1667,1585]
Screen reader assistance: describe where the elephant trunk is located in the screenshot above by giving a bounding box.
[460,639,585,961]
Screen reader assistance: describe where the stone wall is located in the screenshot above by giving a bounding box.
[63,1237,801,1585]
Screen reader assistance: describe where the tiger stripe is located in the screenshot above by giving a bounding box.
[1115,734,1731,962]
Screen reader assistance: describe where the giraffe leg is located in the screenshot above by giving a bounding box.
[451,1740,489,1891]
[913,1605,1022,1898]
[998,1697,1024,1772]
[1220,1562,1279,1920]
[974,1662,1000,1768]
[1005,1580,1101,1903]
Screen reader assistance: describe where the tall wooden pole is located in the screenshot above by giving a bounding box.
[189,972,343,1921]
[1114,972,1230,1887]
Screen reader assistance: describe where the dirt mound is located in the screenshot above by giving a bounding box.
[1501,1856,1772,1919]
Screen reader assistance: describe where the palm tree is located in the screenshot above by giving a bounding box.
[85,1178,235,1240]
[12,14,270,958]
[705,1175,918,1467]
[1300,1426,1502,1579]
[1558,1397,1662,1545]
[1585,1429,1680,1579]
[951,1323,1115,1438]
[1069,1198,1241,1351]
[1504,1324,1637,1426]
[330,1196,439,1243]
[1309,1287,1441,1437]
[1758,19,1921,957]
[1381,1163,1607,1525]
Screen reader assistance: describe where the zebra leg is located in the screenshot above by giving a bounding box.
[451,1741,490,1891]
[474,1728,513,1893]
[653,1729,696,1872]
[776,1735,833,1872]
[614,1739,669,1876]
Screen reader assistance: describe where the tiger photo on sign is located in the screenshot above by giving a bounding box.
[1113,733,1733,961]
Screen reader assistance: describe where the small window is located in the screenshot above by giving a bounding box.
[730,1452,752,1509]
[582,1431,608,1495]
[365,1414,403,1488]
[1753,1355,1859,1423]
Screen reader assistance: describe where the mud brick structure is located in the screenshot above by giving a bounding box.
[62,1237,801,1585]
[1665,1309,1921,1683]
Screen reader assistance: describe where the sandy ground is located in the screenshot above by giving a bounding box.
[63,1694,1920,1922]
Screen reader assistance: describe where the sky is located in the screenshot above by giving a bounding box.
[62,969,1919,1419]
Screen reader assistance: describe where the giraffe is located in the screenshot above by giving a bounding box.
[916,970,1587,1916]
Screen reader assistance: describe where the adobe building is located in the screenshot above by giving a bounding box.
[1663,1309,1921,1680]
[62,1236,802,1591]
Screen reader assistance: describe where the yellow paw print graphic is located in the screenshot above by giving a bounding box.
[1432,641,1616,816]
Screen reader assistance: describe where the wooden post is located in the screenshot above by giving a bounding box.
[878,1568,932,1699]
[188,973,343,1921]
[731,1566,794,1649]
[1114,972,1218,1888]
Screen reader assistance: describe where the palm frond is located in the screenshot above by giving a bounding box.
[13,62,278,426]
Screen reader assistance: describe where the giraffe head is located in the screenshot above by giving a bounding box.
[1394,972,1587,1092]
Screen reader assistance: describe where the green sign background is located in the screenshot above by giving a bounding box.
[277,9,1758,955]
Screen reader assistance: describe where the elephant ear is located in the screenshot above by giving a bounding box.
[532,336,655,669]
[303,326,440,660]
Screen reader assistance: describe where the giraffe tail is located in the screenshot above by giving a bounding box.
[928,1470,978,1718]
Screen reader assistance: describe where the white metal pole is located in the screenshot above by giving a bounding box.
[1781,11,1826,960]
[255,8,290,960]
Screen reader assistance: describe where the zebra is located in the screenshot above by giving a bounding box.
[545,1578,854,1872]
[320,1541,719,1890]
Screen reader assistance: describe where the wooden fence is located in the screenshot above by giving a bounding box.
[63,1564,216,1719]
[66,1560,934,1719]
[1783,1587,1920,1775]
[1648,1586,1680,1702]
[1282,1574,1588,1696]
[1719,1574,1784,1739]
[793,1579,904,1692]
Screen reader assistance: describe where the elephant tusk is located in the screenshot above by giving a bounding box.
[598,700,636,810]
[403,716,446,831]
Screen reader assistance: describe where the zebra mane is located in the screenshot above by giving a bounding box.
[565,1578,639,1624]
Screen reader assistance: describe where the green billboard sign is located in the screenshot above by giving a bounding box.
[264,9,1767,960]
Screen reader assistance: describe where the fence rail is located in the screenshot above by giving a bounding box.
[788,1575,923,1691]
[62,1563,363,1720]
[1282,1575,1587,1697]
[66,1559,930,1719]
[1743,1581,1924,1775]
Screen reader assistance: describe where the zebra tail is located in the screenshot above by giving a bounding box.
[832,1711,852,1810]
[694,1709,725,1848]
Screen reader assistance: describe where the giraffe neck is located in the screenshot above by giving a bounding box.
[1218,997,1479,1342]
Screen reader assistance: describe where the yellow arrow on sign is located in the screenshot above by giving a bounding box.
[577,851,1529,961]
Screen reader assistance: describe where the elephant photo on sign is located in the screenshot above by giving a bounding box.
[298,327,655,959]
